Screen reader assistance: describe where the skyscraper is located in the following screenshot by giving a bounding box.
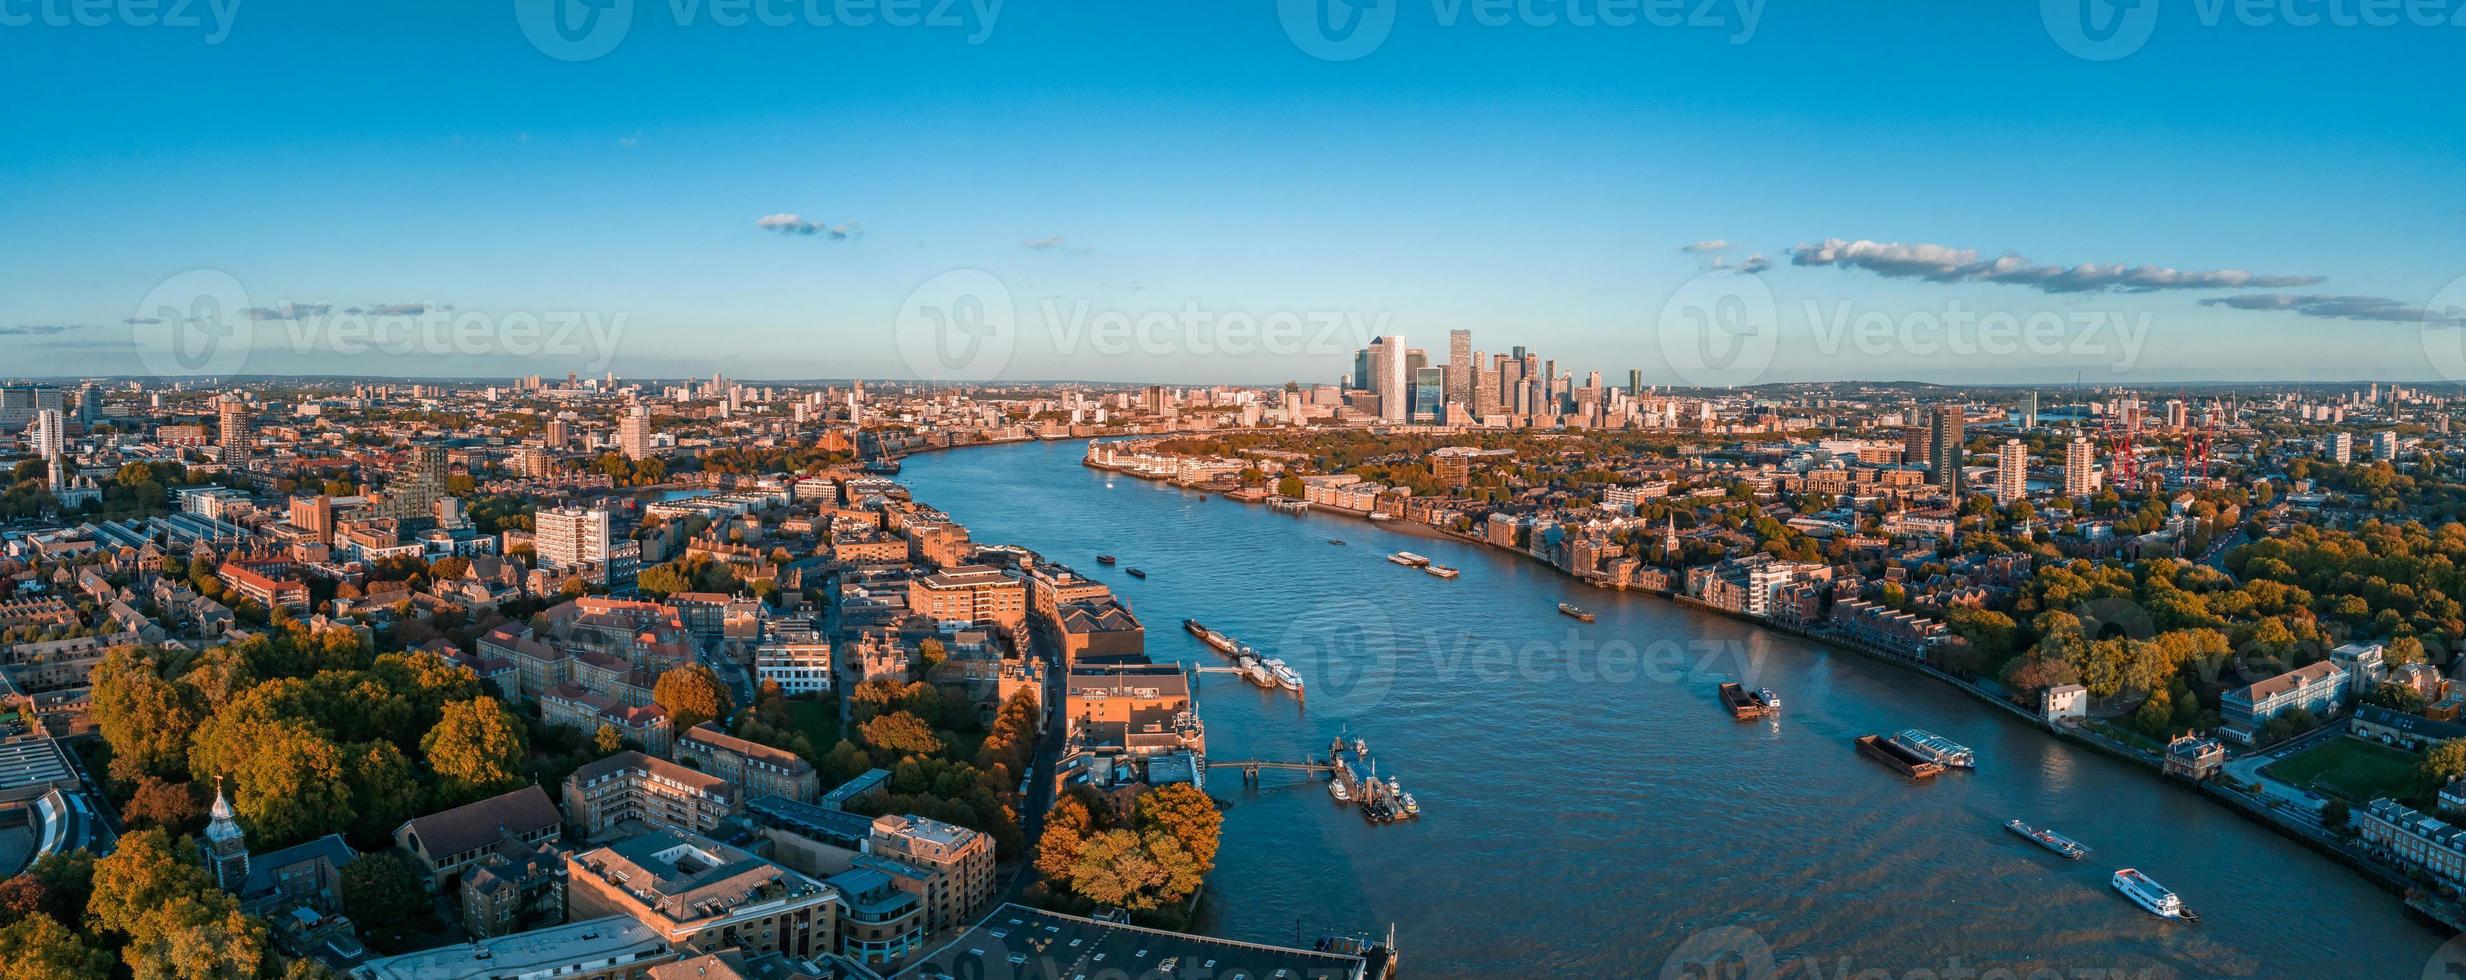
[1412,367,1444,424]
[2064,436,2096,499]
[1996,438,2027,503]
[1628,369,1643,396]
[2020,391,2039,429]
[1446,329,1473,408]
[1928,405,1965,495]
[1372,335,1408,422]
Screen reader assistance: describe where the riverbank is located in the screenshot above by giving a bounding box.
[1084,443,2443,923]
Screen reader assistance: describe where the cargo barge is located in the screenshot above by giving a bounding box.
[1718,682,1775,720]
[2004,819,2089,859]
[1856,733,1946,779]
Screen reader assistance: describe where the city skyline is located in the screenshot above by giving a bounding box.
[5,4,2464,384]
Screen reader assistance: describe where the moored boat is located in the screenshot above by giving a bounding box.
[1126,568,1147,579]
[2004,819,2089,859]
[2112,868,2197,921]
[1329,779,1351,803]
[1558,602,1595,622]
[1266,658,1304,691]
[1327,538,1345,545]
[1096,554,1117,565]
[1856,734,1945,779]
[1388,551,1430,567]
[1245,661,1275,687]
[1755,689,1781,712]
[1889,729,1975,769]
[1424,564,1460,578]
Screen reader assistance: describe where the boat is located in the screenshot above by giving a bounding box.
[1755,689,1781,712]
[1266,658,1304,692]
[1369,512,1397,523]
[2004,819,2089,860]
[1424,564,1460,579]
[1245,661,1275,687]
[1327,538,1345,546]
[2112,868,2197,921]
[1353,737,1367,757]
[1855,734,1945,779]
[1558,602,1596,623]
[1718,682,1774,720]
[1126,568,1147,579]
[1888,729,1975,769]
[1329,779,1351,803]
[1096,554,1117,565]
[1401,792,1419,816]
[1387,551,1430,567]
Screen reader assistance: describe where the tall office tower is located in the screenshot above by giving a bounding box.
[1352,349,1371,390]
[1542,359,1556,401]
[1471,356,1498,418]
[2064,437,2096,498]
[1405,347,1427,379]
[1628,369,1643,395]
[1447,330,1473,407]
[1996,438,2027,503]
[31,409,65,490]
[1496,354,1524,414]
[535,506,614,571]
[217,396,252,465]
[619,406,653,459]
[1412,367,1444,423]
[1371,335,1408,422]
[2020,391,2039,429]
[544,419,569,448]
[1928,405,1966,495]
[77,385,103,426]
[290,494,334,545]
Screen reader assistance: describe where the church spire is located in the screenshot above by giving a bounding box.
[201,778,249,892]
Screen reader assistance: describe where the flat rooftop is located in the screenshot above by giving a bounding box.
[353,915,667,979]
[899,904,1366,980]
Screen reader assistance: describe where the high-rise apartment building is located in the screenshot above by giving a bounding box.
[1928,405,1965,495]
[217,396,252,465]
[619,407,653,459]
[1996,438,2027,503]
[535,506,614,571]
[2064,437,2096,499]
[31,409,65,490]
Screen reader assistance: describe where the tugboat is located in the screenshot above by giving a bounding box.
[2112,868,2198,921]
[1424,564,1460,579]
[1401,792,1420,816]
[1125,568,1147,579]
[1558,602,1596,623]
[1755,689,1782,712]
[2005,819,2089,860]
[1096,554,1117,565]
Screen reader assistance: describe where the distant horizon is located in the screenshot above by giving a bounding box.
[5,371,2458,393]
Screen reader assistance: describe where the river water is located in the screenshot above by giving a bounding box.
[899,439,2446,978]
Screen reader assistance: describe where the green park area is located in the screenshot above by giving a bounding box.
[2262,736,2422,804]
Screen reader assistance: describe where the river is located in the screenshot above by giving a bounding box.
[898,438,2447,978]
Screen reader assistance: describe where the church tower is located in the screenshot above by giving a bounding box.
[202,781,249,892]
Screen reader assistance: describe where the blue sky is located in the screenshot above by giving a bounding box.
[2,0,2461,384]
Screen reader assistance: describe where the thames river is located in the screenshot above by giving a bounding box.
[900,439,2447,978]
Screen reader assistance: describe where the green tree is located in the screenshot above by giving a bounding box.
[421,697,529,805]
[339,851,428,925]
[91,647,200,782]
